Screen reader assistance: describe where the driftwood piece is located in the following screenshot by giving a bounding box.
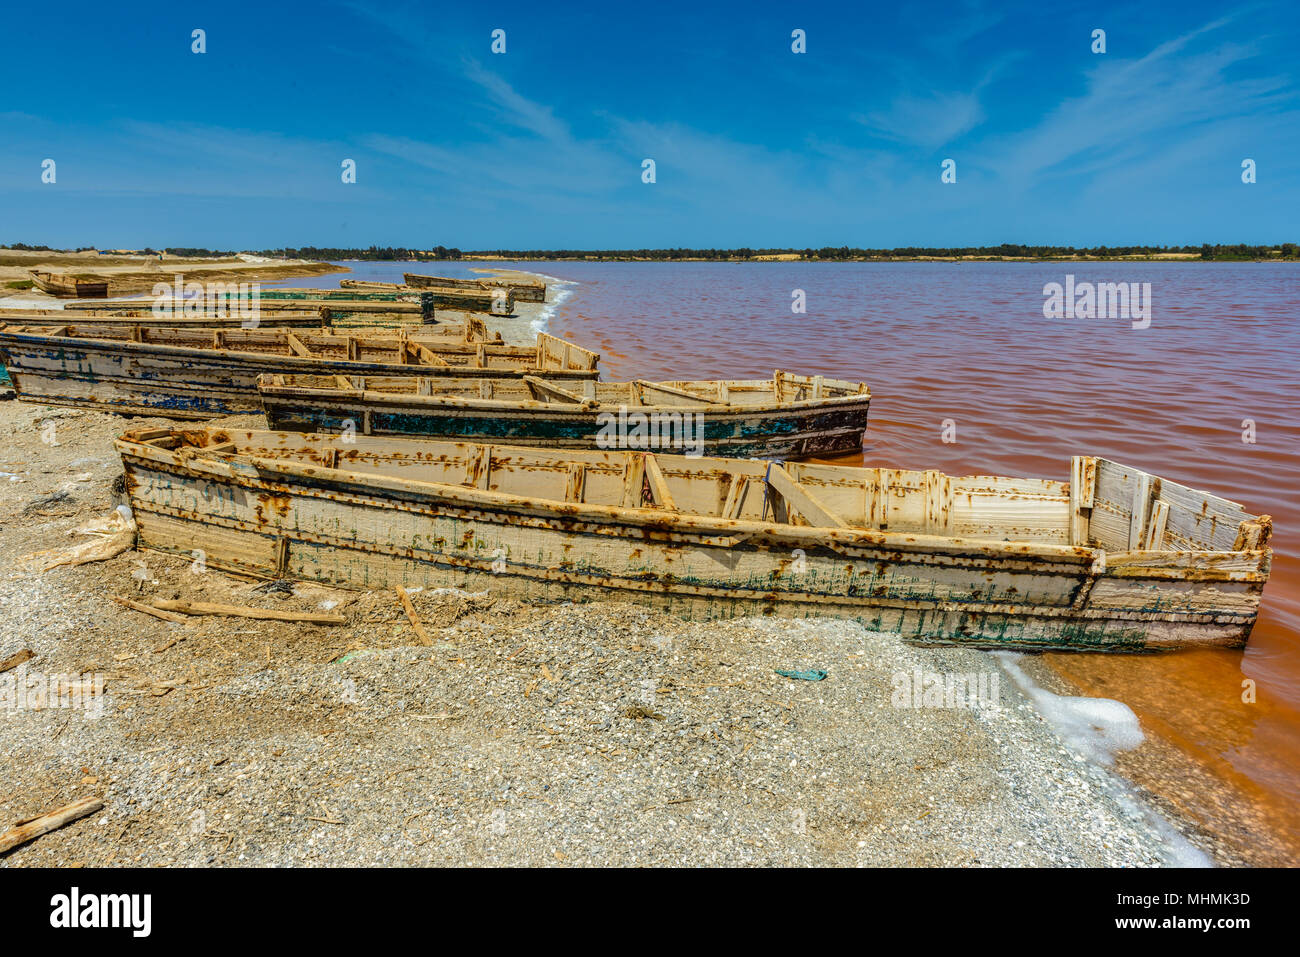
[394,586,433,645]
[151,600,345,625]
[0,797,104,855]
[0,648,34,675]
[111,595,191,624]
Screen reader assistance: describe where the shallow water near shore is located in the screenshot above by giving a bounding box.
[276,258,1300,860]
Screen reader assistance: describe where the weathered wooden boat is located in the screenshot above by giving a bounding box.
[65,296,426,315]
[404,272,546,302]
[398,284,513,314]
[113,429,1273,651]
[0,326,597,418]
[339,279,409,291]
[29,270,109,298]
[257,371,871,458]
[0,307,331,328]
[261,287,511,315]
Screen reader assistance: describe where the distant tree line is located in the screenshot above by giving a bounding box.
[251,245,463,261]
[463,244,1300,261]
[163,247,235,257]
[1198,243,1298,260]
[6,242,1298,261]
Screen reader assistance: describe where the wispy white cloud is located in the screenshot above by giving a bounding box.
[984,17,1299,183]
[459,58,573,144]
[857,91,987,149]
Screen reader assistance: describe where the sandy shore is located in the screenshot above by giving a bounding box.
[0,391,1215,867]
[1,250,342,301]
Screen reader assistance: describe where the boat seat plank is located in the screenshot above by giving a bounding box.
[764,464,848,528]
[642,453,676,510]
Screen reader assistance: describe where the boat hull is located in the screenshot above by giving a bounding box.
[0,331,598,419]
[115,430,1269,652]
[261,390,870,458]
[29,271,109,298]
[0,308,330,328]
[404,273,546,302]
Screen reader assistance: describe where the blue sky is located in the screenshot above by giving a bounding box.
[1,0,1297,249]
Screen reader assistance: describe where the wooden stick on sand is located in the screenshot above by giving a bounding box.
[111,595,191,624]
[394,586,432,645]
[150,600,345,625]
[0,797,104,855]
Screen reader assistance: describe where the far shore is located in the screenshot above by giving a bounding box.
[457,253,1298,263]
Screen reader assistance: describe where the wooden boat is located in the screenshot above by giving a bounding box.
[405,272,546,302]
[260,287,511,315]
[0,307,331,328]
[398,285,513,314]
[257,371,871,458]
[65,296,425,315]
[339,279,409,291]
[29,270,109,298]
[0,326,597,418]
[114,428,1273,652]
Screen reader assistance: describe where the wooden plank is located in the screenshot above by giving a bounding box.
[465,445,491,490]
[1128,472,1154,550]
[765,464,848,528]
[1069,455,1097,546]
[620,454,646,508]
[150,600,345,624]
[1143,500,1170,551]
[643,454,676,510]
[1158,478,1253,551]
[721,474,749,519]
[0,797,104,855]
[394,586,433,645]
[284,332,314,357]
[564,463,587,503]
[872,469,890,530]
[523,376,589,405]
[406,339,449,366]
[633,380,719,405]
[925,470,952,534]
[1233,516,1273,551]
